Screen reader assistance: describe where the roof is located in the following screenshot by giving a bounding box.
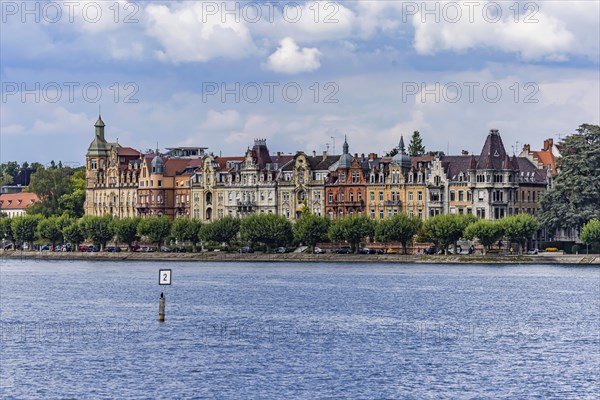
[118,147,141,157]
[213,156,244,171]
[440,155,478,179]
[164,159,193,176]
[0,193,40,210]
[476,129,513,170]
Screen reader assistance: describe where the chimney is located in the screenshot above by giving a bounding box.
[368,153,377,159]
[312,150,316,157]
[354,153,358,158]
[543,139,553,151]
[461,150,469,155]
[523,144,530,153]
[277,151,281,156]
[361,153,365,159]
[322,151,327,161]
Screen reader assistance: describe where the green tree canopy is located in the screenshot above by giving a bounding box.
[408,131,426,157]
[171,218,201,244]
[580,218,600,247]
[37,216,63,246]
[109,217,141,249]
[11,215,42,246]
[540,124,600,232]
[293,213,328,251]
[62,222,84,250]
[375,214,422,254]
[240,213,293,252]
[424,214,476,254]
[0,217,14,242]
[463,219,504,254]
[501,214,540,254]
[27,167,74,217]
[137,217,172,249]
[200,216,240,251]
[80,215,114,249]
[328,215,375,253]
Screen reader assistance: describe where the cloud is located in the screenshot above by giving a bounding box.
[266,37,321,74]
[411,1,577,61]
[144,3,256,63]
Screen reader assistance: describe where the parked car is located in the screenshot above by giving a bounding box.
[386,247,398,254]
[173,246,187,253]
[313,247,326,254]
[359,247,376,254]
[40,244,50,251]
[2,243,15,250]
[106,246,122,253]
[86,245,100,252]
[527,248,539,255]
[160,246,172,252]
[424,246,438,255]
[130,244,140,252]
[239,246,254,253]
[336,247,352,254]
[138,246,156,252]
[275,247,287,253]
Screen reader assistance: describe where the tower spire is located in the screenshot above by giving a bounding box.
[399,135,406,154]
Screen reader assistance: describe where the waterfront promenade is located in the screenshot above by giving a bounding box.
[2,250,598,264]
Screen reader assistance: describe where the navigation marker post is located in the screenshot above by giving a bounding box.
[158,269,171,322]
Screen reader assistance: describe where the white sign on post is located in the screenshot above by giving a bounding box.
[159,269,172,285]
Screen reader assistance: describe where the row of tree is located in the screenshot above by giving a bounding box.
[7,211,598,255]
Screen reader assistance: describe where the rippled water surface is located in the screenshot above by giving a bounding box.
[1,260,599,399]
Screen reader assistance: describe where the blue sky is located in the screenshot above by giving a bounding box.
[1,0,599,164]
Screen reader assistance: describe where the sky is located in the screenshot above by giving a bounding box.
[1,0,599,164]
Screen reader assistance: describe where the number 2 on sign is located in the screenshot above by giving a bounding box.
[159,269,172,285]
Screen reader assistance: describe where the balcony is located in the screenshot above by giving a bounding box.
[385,200,402,207]
[237,200,256,206]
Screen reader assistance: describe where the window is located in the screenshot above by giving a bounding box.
[158,180,162,187]
[478,190,484,201]
[450,191,456,202]
[329,193,333,202]
[370,191,375,201]
[91,159,97,169]
[379,192,384,201]
[467,191,473,202]
[408,191,413,201]
[418,191,422,201]
[459,191,464,202]
[379,210,384,219]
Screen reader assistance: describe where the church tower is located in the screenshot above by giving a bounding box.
[85,116,110,215]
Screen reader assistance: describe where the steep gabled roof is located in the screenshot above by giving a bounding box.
[476,129,513,170]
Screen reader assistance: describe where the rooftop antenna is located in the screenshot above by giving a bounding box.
[98,104,101,117]
[330,136,336,154]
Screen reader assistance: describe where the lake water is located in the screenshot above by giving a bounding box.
[1,260,599,399]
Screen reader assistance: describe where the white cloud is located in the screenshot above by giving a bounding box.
[412,1,578,61]
[266,37,321,74]
[144,3,256,63]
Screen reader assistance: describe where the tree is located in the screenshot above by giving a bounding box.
[27,167,74,216]
[0,217,14,242]
[328,215,375,253]
[375,214,422,254]
[240,214,293,252]
[501,214,540,254]
[424,214,475,254]
[0,172,12,187]
[37,216,63,247]
[540,124,600,232]
[293,213,328,251]
[62,222,84,250]
[138,217,172,250]
[580,218,600,247]
[463,219,504,254]
[109,217,141,250]
[11,215,41,248]
[200,217,240,252]
[80,215,114,250]
[408,131,426,157]
[171,218,201,250]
